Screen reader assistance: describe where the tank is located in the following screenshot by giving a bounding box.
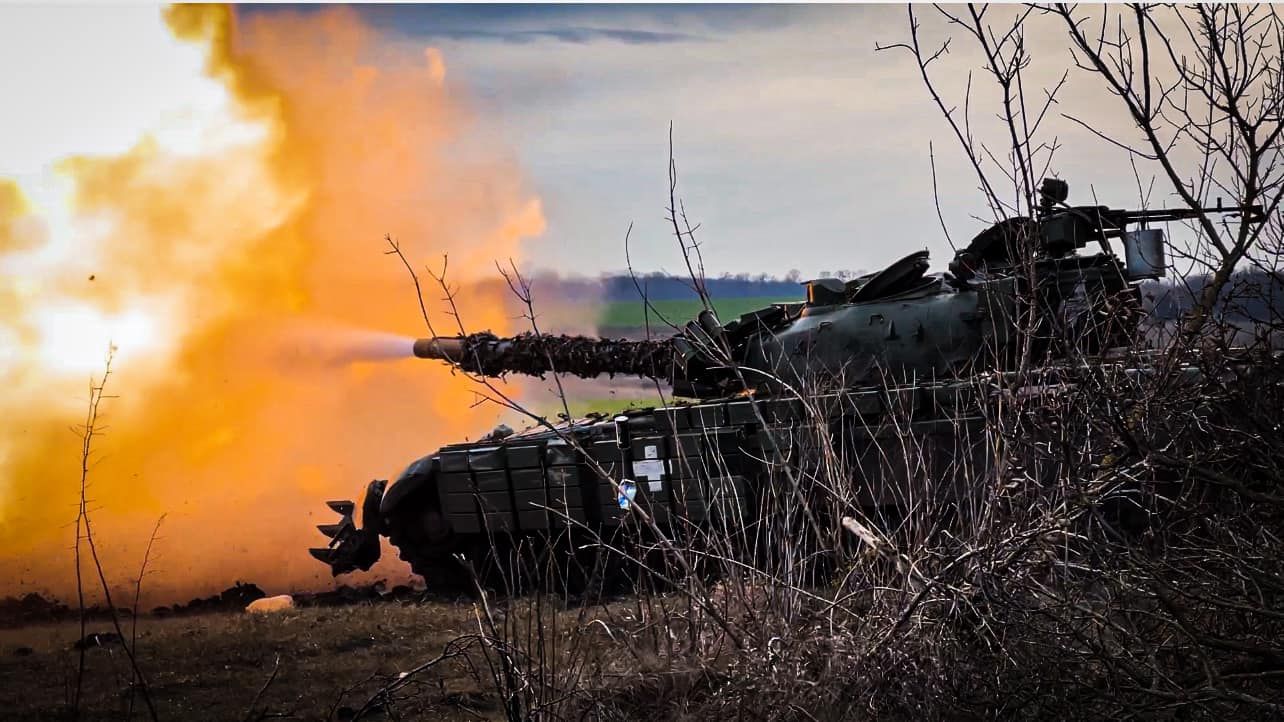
[310,179,1265,583]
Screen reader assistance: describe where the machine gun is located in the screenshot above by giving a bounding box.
[1037,177,1266,254]
[952,178,1268,281]
[1037,176,1266,227]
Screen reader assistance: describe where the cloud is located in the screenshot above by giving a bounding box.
[423,26,704,45]
[237,5,1181,280]
[361,4,803,35]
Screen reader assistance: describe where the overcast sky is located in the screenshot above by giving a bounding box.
[253,4,1165,279]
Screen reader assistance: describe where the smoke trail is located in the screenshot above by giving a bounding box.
[272,323,418,367]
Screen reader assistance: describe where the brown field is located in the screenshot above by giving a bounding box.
[0,601,521,721]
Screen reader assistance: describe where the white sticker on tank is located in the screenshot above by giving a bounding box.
[644,445,658,459]
[648,481,663,492]
[632,460,664,479]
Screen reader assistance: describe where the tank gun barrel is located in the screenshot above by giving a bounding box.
[412,336,467,362]
[412,332,677,381]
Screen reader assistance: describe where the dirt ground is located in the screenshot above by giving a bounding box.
[0,601,517,721]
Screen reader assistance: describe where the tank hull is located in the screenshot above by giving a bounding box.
[315,377,995,589]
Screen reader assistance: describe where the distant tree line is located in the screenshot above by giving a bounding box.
[514,271,808,303]
[599,272,808,302]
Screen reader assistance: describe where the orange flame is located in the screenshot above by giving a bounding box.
[0,5,544,604]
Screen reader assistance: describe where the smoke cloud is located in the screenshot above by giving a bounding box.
[0,5,544,604]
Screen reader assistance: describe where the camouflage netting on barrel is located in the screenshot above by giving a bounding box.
[434,332,676,380]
